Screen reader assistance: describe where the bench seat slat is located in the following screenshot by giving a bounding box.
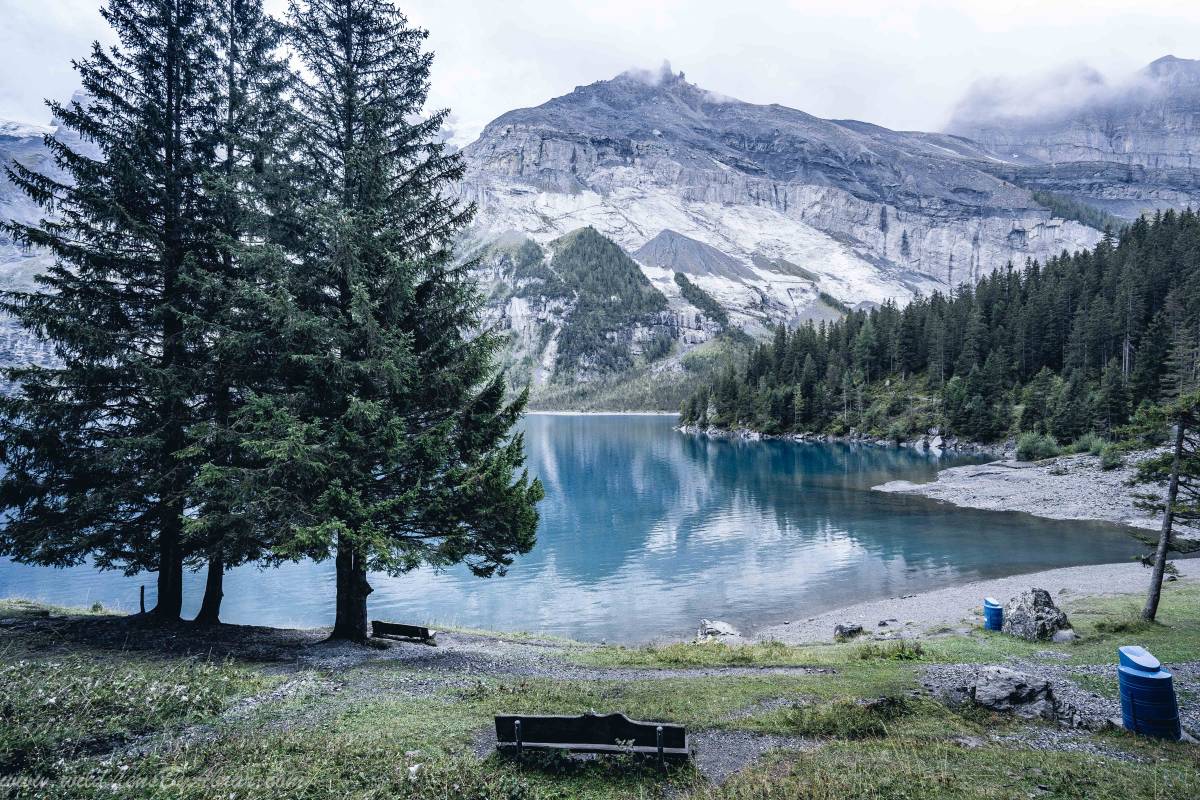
[496,742,689,757]
[495,712,689,759]
[371,620,435,642]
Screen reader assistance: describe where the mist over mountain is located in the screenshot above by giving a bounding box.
[948,55,1200,219]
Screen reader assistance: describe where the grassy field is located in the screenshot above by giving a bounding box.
[0,586,1197,799]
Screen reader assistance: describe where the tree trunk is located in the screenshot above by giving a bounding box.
[330,533,372,642]
[1143,419,1185,622]
[152,513,185,620]
[194,551,224,625]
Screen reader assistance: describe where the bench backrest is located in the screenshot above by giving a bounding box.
[371,620,433,640]
[495,712,686,750]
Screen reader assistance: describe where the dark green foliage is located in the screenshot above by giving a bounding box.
[681,211,1200,443]
[1016,432,1062,462]
[0,0,543,639]
[674,272,729,328]
[0,0,223,619]
[818,291,850,314]
[188,0,297,624]
[552,227,670,377]
[232,0,542,642]
[503,238,568,300]
[1130,393,1200,530]
[1031,190,1125,232]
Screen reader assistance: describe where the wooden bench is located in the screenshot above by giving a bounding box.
[495,712,689,761]
[370,620,437,645]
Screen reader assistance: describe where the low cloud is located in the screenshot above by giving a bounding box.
[618,60,680,86]
[946,61,1161,131]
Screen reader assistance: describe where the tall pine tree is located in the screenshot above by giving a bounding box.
[241,0,543,642]
[0,0,219,621]
[187,0,296,625]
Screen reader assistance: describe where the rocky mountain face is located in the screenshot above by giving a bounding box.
[1,62,1197,403]
[0,122,58,377]
[947,56,1200,219]
[459,66,1103,303]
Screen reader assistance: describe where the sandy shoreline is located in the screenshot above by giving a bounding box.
[873,449,1198,538]
[754,560,1198,644]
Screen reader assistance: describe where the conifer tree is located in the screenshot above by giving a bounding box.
[188,0,295,625]
[1130,391,1200,621]
[245,0,543,642]
[0,0,220,621]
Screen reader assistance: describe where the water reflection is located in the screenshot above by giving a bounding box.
[0,414,1143,642]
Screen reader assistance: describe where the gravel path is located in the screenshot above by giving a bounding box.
[874,451,1199,537]
[755,561,1198,644]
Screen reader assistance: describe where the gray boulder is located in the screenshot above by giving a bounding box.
[1002,588,1071,641]
[696,619,741,642]
[968,666,1056,720]
[833,623,865,641]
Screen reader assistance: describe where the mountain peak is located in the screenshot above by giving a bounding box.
[1143,54,1200,86]
[614,60,687,88]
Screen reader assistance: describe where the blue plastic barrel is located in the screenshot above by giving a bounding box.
[983,597,1003,631]
[1118,645,1181,740]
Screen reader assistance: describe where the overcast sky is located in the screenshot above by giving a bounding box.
[2,0,1198,145]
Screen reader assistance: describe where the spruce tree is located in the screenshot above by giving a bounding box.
[0,0,219,621]
[245,0,543,642]
[1129,391,1200,621]
[188,0,295,625]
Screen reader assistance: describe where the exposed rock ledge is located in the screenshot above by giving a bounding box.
[873,450,1198,539]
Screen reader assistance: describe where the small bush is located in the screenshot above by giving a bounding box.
[1099,443,1125,471]
[1068,432,1105,455]
[854,640,925,661]
[1017,432,1061,461]
[785,696,911,739]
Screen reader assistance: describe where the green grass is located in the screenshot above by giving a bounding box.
[0,648,271,777]
[2,582,1199,799]
[683,738,1198,799]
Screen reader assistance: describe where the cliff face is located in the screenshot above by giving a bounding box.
[459,67,1102,310]
[947,56,1200,218]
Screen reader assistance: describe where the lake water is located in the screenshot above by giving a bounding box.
[0,414,1145,642]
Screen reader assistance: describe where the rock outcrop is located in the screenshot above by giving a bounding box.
[967,666,1057,720]
[1002,588,1072,642]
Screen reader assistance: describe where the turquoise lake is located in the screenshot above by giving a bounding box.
[0,414,1145,642]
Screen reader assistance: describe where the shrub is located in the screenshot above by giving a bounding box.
[854,640,925,661]
[1099,443,1125,471]
[1017,432,1061,461]
[1068,432,1106,455]
[784,696,911,738]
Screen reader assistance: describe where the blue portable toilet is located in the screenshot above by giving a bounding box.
[983,597,1003,631]
[1118,645,1181,740]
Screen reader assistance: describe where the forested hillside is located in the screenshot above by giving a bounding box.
[544,227,672,376]
[682,210,1200,445]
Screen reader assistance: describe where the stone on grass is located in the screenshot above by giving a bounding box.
[697,619,741,642]
[833,623,864,641]
[968,666,1056,720]
[1002,588,1072,641]
[1051,629,1077,643]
